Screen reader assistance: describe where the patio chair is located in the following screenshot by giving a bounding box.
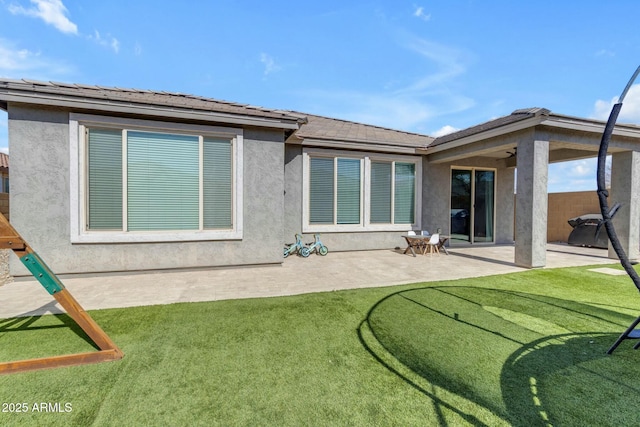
[426,233,440,255]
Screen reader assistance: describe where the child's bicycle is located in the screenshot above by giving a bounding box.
[306,234,328,256]
[284,234,310,258]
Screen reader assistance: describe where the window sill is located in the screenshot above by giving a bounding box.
[71,229,242,244]
[303,224,419,233]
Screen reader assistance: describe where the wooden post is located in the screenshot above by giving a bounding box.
[0,214,123,375]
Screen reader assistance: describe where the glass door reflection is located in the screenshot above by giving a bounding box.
[473,170,495,243]
[450,169,472,243]
[450,168,495,244]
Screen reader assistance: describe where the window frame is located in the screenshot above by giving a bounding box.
[70,113,243,243]
[302,148,421,233]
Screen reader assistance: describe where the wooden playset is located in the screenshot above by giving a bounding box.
[0,214,122,374]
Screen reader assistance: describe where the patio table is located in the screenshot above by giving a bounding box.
[402,234,450,256]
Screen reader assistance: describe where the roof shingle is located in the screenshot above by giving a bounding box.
[290,113,434,148]
[0,79,435,152]
[0,153,8,169]
[431,108,550,147]
[0,78,301,123]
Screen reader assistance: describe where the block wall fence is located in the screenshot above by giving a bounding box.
[547,191,600,243]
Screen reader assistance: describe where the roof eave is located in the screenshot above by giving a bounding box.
[427,115,545,154]
[296,137,423,155]
[0,92,300,130]
[541,114,640,138]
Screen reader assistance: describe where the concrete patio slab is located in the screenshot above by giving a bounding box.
[0,243,618,319]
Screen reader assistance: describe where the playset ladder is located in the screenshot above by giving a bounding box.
[0,214,123,374]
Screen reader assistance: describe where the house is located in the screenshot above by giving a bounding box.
[1,78,639,276]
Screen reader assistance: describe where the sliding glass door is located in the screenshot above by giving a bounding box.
[473,170,495,242]
[450,168,495,244]
[451,170,472,243]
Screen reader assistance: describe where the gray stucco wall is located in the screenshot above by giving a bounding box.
[283,145,422,251]
[284,145,303,242]
[423,156,515,245]
[9,104,285,275]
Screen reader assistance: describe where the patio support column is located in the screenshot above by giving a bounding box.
[515,139,549,268]
[608,151,640,262]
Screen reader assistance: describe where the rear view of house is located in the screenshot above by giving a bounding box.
[2,78,640,276]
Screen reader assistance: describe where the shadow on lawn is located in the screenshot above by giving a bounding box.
[0,300,98,350]
[359,286,640,426]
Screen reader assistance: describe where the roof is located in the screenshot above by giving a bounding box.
[0,153,7,169]
[286,112,434,151]
[0,78,302,129]
[431,108,550,147]
[0,79,433,152]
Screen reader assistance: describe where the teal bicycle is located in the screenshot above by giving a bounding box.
[306,234,328,256]
[284,234,310,258]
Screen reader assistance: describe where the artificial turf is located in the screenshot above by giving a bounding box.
[1,265,640,426]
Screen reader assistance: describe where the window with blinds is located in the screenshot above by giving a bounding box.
[370,162,392,223]
[86,128,233,232]
[370,161,415,225]
[306,153,418,230]
[309,157,362,225]
[88,129,123,230]
[394,162,416,224]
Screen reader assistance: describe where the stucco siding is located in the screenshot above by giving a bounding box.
[423,156,515,245]
[283,144,424,252]
[9,105,285,275]
[495,164,515,244]
[422,161,450,235]
[284,145,303,241]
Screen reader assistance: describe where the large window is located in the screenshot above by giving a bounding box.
[304,150,420,232]
[71,114,242,243]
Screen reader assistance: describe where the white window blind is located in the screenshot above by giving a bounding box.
[86,128,234,233]
[127,131,200,231]
[87,128,123,230]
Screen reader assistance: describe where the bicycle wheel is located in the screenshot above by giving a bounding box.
[319,246,328,256]
[283,247,290,258]
[300,247,311,258]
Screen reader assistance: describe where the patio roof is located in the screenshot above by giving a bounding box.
[431,107,550,147]
[425,107,640,165]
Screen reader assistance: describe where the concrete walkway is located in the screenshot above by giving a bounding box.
[0,243,618,318]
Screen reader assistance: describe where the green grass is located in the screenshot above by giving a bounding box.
[1,265,640,426]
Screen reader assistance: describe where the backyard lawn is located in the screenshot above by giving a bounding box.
[1,265,640,426]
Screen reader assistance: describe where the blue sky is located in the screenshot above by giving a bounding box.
[1,1,640,192]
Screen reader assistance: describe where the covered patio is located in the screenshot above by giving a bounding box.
[423,108,640,268]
